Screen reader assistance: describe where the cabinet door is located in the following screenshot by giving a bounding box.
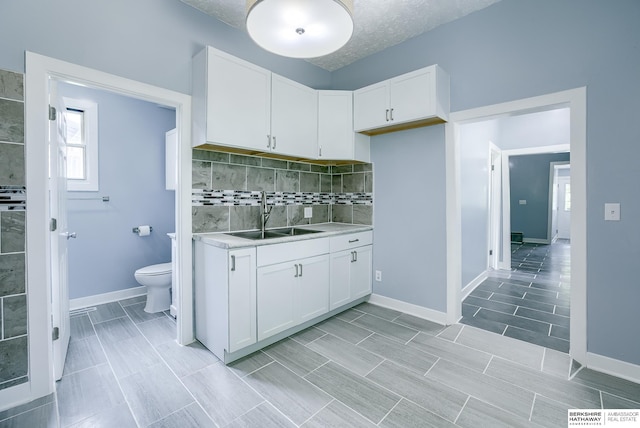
[353,81,388,132]
[329,250,352,310]
[296,254,330,323]
[388,68,433,125]
[271,74,318,159]
[318,91,354,160]
[228,248,257,352]
[257,262,297,341]
[206,49,271,151]
[350,245,372,300]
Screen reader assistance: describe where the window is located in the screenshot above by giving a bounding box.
[63,98,98,191]
[564,183,571,211]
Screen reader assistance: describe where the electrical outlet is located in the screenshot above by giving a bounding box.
[375,270,382,282]
[304,207,313,218]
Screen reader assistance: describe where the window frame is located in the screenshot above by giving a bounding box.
[63,97,99,191]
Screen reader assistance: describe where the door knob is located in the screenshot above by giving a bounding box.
[65,232,77,240]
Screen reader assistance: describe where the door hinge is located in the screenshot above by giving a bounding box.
[49,105,57,121]
[52,326,59,341]
[489,249,493,256]
[50,218,57,232]
[491,164,495,171]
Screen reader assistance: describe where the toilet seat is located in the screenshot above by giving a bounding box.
[135,262,172,276]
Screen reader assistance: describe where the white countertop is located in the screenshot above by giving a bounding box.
[194,223,373,249]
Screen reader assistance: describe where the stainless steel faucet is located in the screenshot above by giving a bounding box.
[260,191,272,238]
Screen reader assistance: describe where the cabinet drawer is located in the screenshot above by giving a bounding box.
[330,231,373,253]
[257,237,330,267]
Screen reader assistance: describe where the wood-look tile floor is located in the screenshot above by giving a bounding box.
[3,294,640,427]
[462,240,571,353]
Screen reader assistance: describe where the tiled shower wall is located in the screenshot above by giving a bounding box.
[192,149,373,233]
[0,69,28,391]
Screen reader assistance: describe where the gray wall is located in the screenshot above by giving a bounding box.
[459,120,499,288]
[333,0,640,365]
[59,84,176,300]
[371,126,447,311]
[1,0,639,366]
[0,0,331,93]
[191,150,373,233]
[510,153,570,241]
[0,70,27,390]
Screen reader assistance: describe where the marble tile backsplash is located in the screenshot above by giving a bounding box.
[0,69,28,391]
[192,149,373,233]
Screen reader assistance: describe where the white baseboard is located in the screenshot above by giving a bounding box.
[584,352,640,385]
[523,238,550,244]
[368,294,448,325]
[70,286,146,311]
[462,270,488,300]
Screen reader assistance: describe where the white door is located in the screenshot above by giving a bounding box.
[488,148,502,269]
[557,176,571,240]
[49,81,71,380]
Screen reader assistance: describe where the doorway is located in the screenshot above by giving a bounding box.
[24,52,193,400]
[445,87,587,364]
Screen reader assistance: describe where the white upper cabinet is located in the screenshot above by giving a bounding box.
[353,65,450,135]
[317,91,370,162]
[192,46,318,159]
[271,74,318,159]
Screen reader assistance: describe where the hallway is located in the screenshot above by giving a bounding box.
[462,240,571,353]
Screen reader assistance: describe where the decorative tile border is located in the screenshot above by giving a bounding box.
[0,186,26,211]
[192,190,372,207]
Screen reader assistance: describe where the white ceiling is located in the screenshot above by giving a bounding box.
[180,0,502,71]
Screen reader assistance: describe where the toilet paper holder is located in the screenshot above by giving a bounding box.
[132,226,153,234]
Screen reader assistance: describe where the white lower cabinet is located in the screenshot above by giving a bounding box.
[194,242,256,359]
[195,230,372,363]
[257,239,330,341]
[329,231,373,310]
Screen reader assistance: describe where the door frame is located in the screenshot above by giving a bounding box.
[487,143,501,270]
[23,52,193,400]
[445,87,587,364]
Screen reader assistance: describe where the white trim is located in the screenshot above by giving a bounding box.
[69,286,146,311]
[444,87,587,366]
[369,294,449,325]
[584,352,640,386]
[522,238,549,244]
[24,52,193,403]
[462,270,489,300]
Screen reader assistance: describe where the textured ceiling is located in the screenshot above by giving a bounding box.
[181,0,502,71]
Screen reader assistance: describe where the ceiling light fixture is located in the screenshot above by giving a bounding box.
[246,0,354,59]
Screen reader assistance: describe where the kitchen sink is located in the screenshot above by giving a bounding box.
[227,228,322,240]
[269,227,322,236]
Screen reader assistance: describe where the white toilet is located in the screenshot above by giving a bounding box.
[134,262,172,313]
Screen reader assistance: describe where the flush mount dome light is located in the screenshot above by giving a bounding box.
[246,0,354,59]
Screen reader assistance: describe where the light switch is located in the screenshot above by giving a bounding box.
[519,200,527,205]
[604,203,620,221]
[304,207,313,218]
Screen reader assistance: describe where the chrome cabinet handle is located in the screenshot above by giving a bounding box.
[230,255,236,271]
[267,134,271,148]
[390,108,394,121]
[272,136,277,149]
[294,264,299,278]
[385,109,390,122]
[299,263,302,277]
[348,239,359,243]
[350,251,355,262]
[354,250,358,262]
